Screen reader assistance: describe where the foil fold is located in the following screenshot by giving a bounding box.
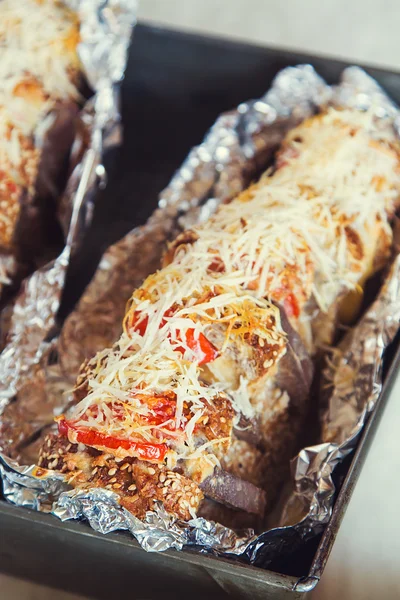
[1,64,399,566]
[0,0,137,429]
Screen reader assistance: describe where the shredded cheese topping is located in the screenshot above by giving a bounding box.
[0,0,80,249]
[67,107,400,471]
[0,0,80,134]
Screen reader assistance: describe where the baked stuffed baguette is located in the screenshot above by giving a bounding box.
[39,107,400,525]
[0,0,81,292]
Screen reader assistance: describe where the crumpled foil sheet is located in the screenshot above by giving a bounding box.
[0,65,329,460]
[58,0,138,236]
[1,64,400,568]
[0,1,137,423]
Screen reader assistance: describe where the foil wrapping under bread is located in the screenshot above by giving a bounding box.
[1,65,400,568]
[0,0,137,426]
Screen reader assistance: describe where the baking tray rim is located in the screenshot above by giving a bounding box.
[1,22,400,595]
[137,20,400,78]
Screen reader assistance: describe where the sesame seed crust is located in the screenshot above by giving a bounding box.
[39,433,204,521]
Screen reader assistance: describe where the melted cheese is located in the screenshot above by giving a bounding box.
[0,0,80,107]
[0,0,80,179]
[68,107,400,468]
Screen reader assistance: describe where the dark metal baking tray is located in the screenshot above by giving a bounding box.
[1,23,400,600]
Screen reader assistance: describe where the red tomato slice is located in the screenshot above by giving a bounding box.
[271,287,300,319]
[185,329,219,365]
[283,292,300,319]
[140,394,179,429]
[128,308,219,365]
[129,311,148,336]
[58,418,167,462]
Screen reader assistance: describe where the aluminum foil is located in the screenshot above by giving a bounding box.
[0,65,327,459]
[57,0,138,236]
[0,0,137,436]
[1,65,400,568]
[0,0,137,305]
